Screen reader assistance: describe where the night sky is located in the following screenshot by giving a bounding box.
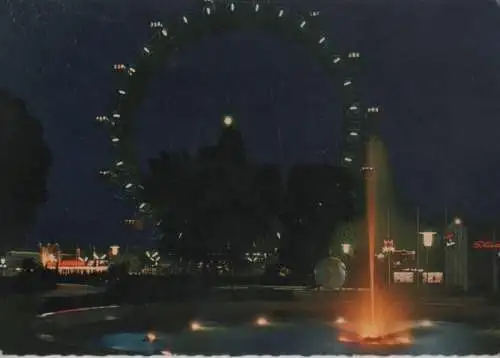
[1,0,500,247]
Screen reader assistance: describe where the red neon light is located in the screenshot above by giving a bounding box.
[472,241,500,249]
[46,259,88,269]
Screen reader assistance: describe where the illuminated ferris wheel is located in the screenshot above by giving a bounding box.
[96,0,380,235]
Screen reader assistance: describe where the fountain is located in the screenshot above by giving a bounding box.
[337,138,412,345]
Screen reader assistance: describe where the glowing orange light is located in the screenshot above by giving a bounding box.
[335,317,347,325]
[190,321,202,331]
[146,332,156,343]
[256,316,269,326]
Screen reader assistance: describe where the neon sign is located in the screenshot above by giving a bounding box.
[472,240,500,249]
[445,232,456,247]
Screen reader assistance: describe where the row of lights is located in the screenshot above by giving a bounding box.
[343,104,380,164]
[146,315,272,344]
[351,105,380,113]
[97,80,146,218]
[95,113,121,125]
[113,64,136,76]
[113,64,126,71]
[147,316,433,346]
[367,106,380,113]
[149,21,163,28]
[189,316,270,333]
[101,4,362,228]
[139,3,341,61]
[347,105,380,114]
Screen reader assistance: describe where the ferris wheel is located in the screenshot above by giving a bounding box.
[96,0,380,234]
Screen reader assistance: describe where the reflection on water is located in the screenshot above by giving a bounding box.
[99,321,500,355]
[101,332,171,354]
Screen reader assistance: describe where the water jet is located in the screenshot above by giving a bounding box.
[337,138,411,345]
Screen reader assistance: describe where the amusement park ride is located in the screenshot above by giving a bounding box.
[96,0,381,238]
[39,243,115,274]
[94,0,428,346]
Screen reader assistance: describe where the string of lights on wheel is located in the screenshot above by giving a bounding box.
[95,0,380,235]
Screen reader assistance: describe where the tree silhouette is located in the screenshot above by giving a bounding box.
[280,164,356,270]
[143,157,284,264]
[0,90,52,250]
[109,253,142,277]
[20,257,39,272]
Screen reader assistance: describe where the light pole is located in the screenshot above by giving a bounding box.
[493,230,498,295]
[341,243,352,287]
[421,232,436,285]
[0,257,6,276]
[382,240,395,289]
[416,207,420,290]
[341,243,352,256]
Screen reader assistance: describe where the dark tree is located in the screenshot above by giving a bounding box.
[280,164,356,271]
[216,122,246,164]
[0,91,52,250]
[142,150,195,254]
[248,163,284,251]
[143,123,284,266]
[20,257,39,272]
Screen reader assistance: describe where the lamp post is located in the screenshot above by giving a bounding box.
[340,243,352,287]
[0,257,6,276]
[421,232,436,284]
[341,243,352,256]
[110,245,120,257]
[493,230,498,295]
[382,240,395,289]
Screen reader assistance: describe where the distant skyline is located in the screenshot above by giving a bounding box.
[1,0,500,246]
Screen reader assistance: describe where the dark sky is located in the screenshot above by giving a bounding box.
[1,0,500,247]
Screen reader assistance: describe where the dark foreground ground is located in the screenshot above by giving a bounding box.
[0,275,500,354]
[0,283,494,355]
[30,296,500,355]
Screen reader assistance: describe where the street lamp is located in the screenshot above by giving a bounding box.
[223,115,233,127]
[341,243,352,256]
[109,245,120,256]
[421,232,436,284]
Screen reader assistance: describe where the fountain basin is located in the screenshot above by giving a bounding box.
[35,301,500,355]
[95,319,500,355]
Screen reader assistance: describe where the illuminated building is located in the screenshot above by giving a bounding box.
[391,250,418,284]
[444,218,468,291]
[391,249,416,271]
[45,259,108,274]
[39,244,110,274]
[4,244,121,275]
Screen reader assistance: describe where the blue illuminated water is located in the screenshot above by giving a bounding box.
[99,321,500,355]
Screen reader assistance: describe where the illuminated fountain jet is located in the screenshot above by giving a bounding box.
[336,137,413,345]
